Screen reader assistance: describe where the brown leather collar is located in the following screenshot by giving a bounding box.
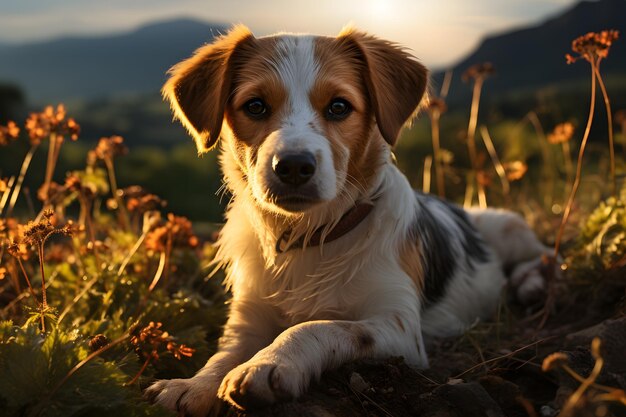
[276,202,375,253]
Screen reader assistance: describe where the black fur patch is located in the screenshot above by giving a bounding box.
[411,193,489,306]
[440,199,490,267]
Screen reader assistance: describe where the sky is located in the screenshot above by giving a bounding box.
[0,0,579,68]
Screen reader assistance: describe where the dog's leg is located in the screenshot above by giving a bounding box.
[467,208,554,303]
[218,309,426,410]
[145,299,281,416]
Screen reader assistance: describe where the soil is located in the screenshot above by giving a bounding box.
[219,276,626,417]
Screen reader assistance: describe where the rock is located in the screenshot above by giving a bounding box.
[348,372,370,393]
[563,317,626,389]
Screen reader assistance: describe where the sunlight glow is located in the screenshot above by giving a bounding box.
[367,0,394,19]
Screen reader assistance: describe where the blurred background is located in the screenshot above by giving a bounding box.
[1,0,625,225]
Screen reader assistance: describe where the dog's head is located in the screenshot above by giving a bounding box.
[163,25,427,216]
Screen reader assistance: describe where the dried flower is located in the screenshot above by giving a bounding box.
[0,121,20,145]
[462,62,495,82]
[21,210,73,246]
[145,213,198,252]
[64,173,98,199]
[7,240,29,261]
[95,135,128,160]
[503,161,528,181]
[167,342,195,360]
[2,218,29,260]
[566,30,619,64]
[127,194,167,214]
[112,186,167,214]
[25,104,80,145]
[548,122,575,144]
[37,181,68,205]
[130,322,194,361]
[89,334,111,352]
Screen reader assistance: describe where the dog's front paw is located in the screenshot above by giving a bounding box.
[218,360,302,410]
[145,377,221,417]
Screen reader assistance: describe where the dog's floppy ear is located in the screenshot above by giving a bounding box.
[162,25,254,153]
[338,28,428,147]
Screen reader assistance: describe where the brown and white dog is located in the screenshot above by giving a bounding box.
[146,25,550,415]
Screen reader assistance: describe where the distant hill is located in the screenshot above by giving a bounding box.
[432,0,626,105]
[0,19,227,103]
[1,3,625,147]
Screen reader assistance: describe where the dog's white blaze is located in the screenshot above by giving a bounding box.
[255,35,338,203]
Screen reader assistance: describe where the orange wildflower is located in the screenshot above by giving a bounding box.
[548,122,575,144]
[25,104,80,145]
[566,30,619,64]
[0,121,20,145]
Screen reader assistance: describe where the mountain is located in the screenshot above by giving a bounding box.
[432,0,626,106]
[0,19,227,103]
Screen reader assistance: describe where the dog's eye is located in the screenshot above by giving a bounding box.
[244,98,268,119]
[326,98,352,120]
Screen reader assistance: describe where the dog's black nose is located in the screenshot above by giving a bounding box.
[273,153,316,186]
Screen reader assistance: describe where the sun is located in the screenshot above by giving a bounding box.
[366,0,395,20]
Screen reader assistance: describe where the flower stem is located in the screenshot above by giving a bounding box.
[47,332,131,399]
[523,112,554,207]
[430,110,445,197]
[15,257,36,299]
[0,176,15,215]
[37,243,47,332]
[422,155,433,194]
[594,63,616,196]
[42,133,60,207]
[480,125,510,204]
[125,355,153,386]
[561,349,604,415]
[6,144,39,218]
[466,77,485,208]
[117,231,147,276]
[554,60,597,259]
[105,158,130,231]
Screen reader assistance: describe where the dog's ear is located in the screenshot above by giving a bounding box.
[338,28,428,147]
[162,25,254,153]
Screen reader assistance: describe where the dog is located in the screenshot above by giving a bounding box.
[146,25,551,415]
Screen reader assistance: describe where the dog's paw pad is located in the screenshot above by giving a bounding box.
[218,362,299,410]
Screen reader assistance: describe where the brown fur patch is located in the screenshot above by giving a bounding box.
[312,37,384,193]
[162,25,255,152]
[399,236,425,294]
[336,322,375,352]
[336,28,428,146]
[222,36,286,176]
